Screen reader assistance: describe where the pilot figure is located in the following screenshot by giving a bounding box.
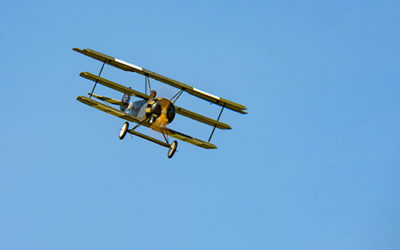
[124,90,157,118]
[150,90,157,98]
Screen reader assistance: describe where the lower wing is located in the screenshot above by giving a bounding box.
[77,96,217,149]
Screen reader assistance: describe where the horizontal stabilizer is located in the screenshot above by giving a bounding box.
[90,94,129,108]
[76,96,144,124]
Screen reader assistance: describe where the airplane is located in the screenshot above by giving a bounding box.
[73,48,247,158]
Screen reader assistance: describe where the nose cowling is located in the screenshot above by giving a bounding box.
[146,98,175,125]
[165,101,175,122]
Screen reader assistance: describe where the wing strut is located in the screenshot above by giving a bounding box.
[160,127,170,145]
[208,106,225,142]
[130,117,150,131]
[170,89,184,104]
[145,75,152,95]
[89,59,106,98]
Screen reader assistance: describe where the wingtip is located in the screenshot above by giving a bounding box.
[218,123,232,130]
[79,72,90,77]
[76,96,85,102]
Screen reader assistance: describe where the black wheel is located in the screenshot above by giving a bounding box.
[168,140,178,158]
[119,122,129,140]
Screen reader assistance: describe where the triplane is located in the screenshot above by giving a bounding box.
[73,48,247,158]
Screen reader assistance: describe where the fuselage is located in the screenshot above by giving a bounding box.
[125,97,175,128]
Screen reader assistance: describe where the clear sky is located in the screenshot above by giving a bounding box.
[1,0,399,249]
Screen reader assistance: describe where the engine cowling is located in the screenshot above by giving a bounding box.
[145,98,175,126]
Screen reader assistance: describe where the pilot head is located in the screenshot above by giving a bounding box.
[122,94,130,103]
[150,90,157,98]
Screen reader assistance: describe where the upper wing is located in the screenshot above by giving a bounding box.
[80,72,231,130]
[74,48,247,114]
[76,96,217,149]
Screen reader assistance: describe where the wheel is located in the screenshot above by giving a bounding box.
[168,140,178,158]
[119,122,129,140]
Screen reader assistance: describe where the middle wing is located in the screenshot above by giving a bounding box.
[76,96,217,149]
[80,72,231,130]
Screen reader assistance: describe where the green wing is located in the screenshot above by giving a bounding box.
[74,48,247,114]
[162,128,217,149]
[80,73,231,130]
[76,96,217,149]
[174,106,231,129]
[80,72,150,101]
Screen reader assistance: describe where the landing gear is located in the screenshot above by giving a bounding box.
[168,140,178,158]
[119,122,129,140]
[119,121,178,158]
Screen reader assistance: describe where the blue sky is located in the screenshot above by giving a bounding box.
[1,0,399,249]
